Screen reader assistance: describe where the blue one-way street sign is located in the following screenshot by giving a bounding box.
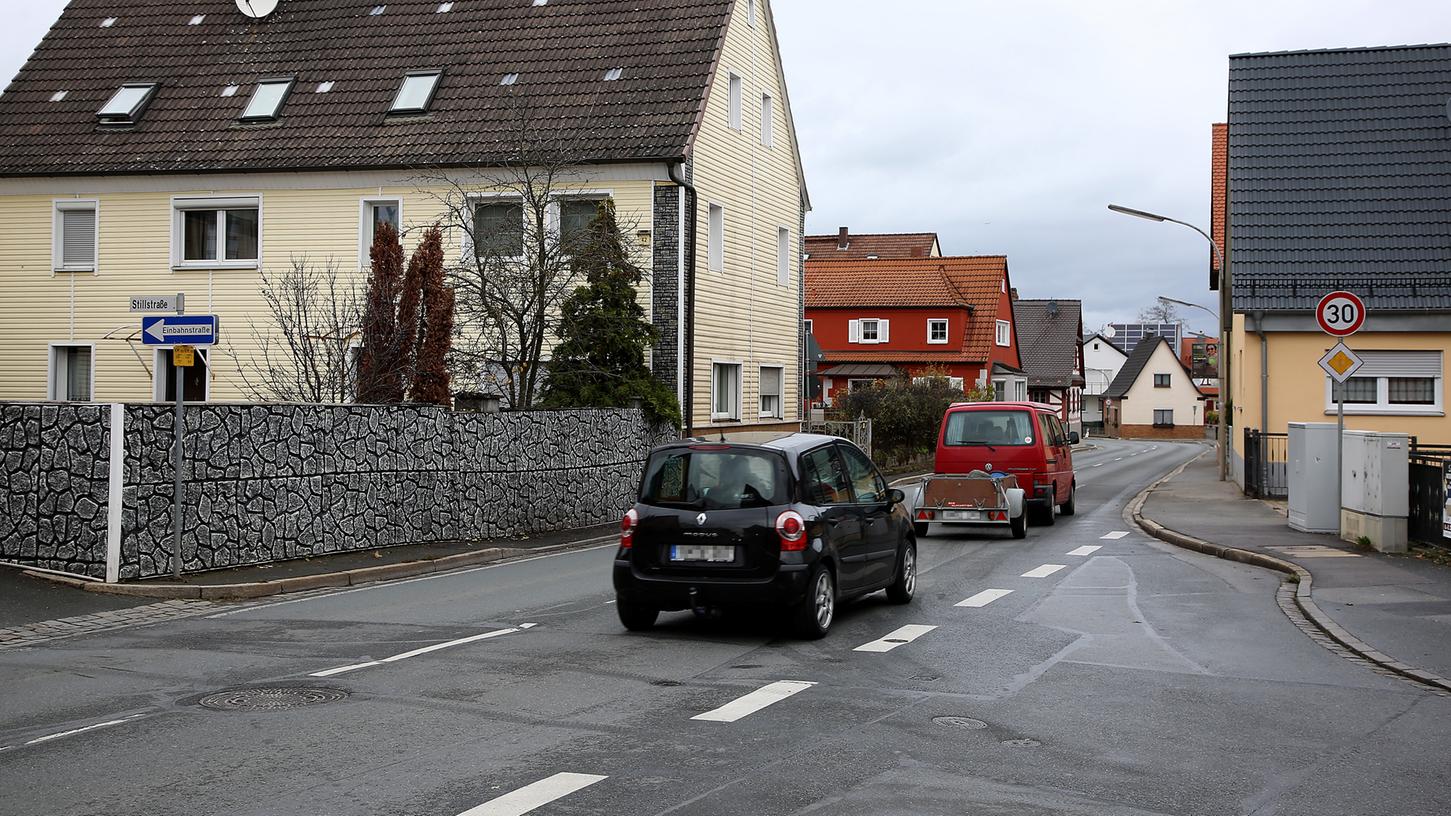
[141,315,219,346]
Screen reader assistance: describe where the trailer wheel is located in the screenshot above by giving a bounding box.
[1010,511,1027,539]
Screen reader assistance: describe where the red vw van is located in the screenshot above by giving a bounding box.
[933,402,1078,524]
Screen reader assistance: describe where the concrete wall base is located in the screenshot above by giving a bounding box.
[1340,509,1409,553]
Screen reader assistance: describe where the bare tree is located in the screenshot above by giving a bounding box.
[234,256,363,404]
[1138,299,1183,324]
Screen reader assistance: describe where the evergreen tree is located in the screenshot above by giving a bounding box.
[357,222,406,403]
[543,201,680,426]
[410,227,454,405]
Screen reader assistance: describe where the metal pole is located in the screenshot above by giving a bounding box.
[172,361,184,579]
[1336,380,1344,534]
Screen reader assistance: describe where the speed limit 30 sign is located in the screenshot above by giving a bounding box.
[1316,291,1367,337]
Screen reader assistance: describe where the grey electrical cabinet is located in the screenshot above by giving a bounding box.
[1288,422,1339,534]
[1340,430,1410,552]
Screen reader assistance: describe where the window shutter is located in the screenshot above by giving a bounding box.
[1355,350,1441,378]
[848,320,860,343]
[878,320,890,343]
[61,208,96,267]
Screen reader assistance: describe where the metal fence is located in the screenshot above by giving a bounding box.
[1409,440,1451,547]
[805,415,873,457]
[1243,428,1289,499]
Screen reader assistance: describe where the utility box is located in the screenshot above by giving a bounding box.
[1288,422,1339,533]
[1340,430,1410,553]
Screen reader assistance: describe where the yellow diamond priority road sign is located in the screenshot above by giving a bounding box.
[1318,341,1363,383]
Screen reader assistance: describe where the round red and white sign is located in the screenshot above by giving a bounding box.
[1315,291,1367,337]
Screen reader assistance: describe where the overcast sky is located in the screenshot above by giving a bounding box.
[5,1,1450,336]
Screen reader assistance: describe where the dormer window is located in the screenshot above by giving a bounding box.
[97,83,157,125]
[390,71,442,114]
[241,78,294,121]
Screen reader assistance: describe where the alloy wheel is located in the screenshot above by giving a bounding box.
[814,571,835,629]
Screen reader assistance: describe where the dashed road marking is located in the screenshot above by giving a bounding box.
[310,625,533,677]
[1067,545,1101,556]
[1100,531,1130,540]
[1021,564,1067,578]
[854,624,938,653]
[0,713,149,754]
[457,772,608,815]
[1113,457,1124,461]
[691,680,816,722]
[1092,463,1104,468]
[956,589,1014,608]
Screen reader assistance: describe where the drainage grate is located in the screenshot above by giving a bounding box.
[198,687,348,711]
[932,716,987,730]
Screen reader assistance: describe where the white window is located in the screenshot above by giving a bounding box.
[48,344,93,401]
[390,71,441,114]
[712,362,741,420]
[1015,380,1027,401]
[992,379,1006,401]
[927,319,949,344]
[53,200,98,273]
[761,93,774,147]
[804,319,813,335]
[1153,409,1174,427]
[560,198,605,250]
[996,320,1011,347]
[728,72,742,130]
[760,366,784,418]
[152,348,209,403]
[848,318,890,344]
[360,198,401,264]
[471,197,525,259]
[776,226,790,286]
[861,319,879,342]
[173,197,260,268]
[708,203,725,272]
[1324,350,1444,416]
[241,78,293,121]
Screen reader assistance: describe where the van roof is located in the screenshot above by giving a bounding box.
[946,401,1057,411]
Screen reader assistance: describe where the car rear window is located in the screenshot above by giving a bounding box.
[639,448,789,510]
[943,410,1036,446]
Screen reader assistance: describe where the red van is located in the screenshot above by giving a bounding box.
[934,402,1078,524]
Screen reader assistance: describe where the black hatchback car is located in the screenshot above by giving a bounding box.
[612,434,917,638]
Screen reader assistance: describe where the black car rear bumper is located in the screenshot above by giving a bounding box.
[613,560,812,611]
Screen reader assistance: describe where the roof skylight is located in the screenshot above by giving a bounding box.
[317,81,335,93]
[241,78,294,121]
[221,85,239,97]
[603,67,624,81]
[189,14,205,25]
[533,0,548,6]
[50,91,68,102]
[97,83,157,124]
[101,17,117,28]
[501,73,519,86]
[390,71,442,114]
[370,4,386,15]
[437,2,454,11]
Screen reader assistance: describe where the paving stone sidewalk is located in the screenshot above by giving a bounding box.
[1142,452,1451,681]
[0,598,214,651]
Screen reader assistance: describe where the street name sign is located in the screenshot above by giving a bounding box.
[1318,342,1364,384]
[1316,291,1367,337]
[142,315,219,346]
[129,294,184,313]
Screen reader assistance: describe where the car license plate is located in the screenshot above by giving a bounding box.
[942,510,984,521]
[670,544,735,563]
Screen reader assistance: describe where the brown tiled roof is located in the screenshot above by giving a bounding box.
[1210,122,1228,282]
[0,0,733,176]
[805,232,939,260]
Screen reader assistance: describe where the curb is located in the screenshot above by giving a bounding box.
[1126,450,1451,694]
[21,533,618,602]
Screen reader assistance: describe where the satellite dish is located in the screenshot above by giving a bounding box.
[236,0,280,18]
[1102,325,1117,339]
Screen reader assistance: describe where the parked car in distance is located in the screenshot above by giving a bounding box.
[613,434,917,639]
[932,402,1078,525]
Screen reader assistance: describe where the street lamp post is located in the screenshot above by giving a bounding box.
[1110,204,1230,481]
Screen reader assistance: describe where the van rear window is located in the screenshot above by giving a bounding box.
[640,449,789,510]
[944,410,1035,446]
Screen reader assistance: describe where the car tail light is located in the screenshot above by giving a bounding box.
[620,508,638,549]
[916,509,935,520]
[776,510,807,552]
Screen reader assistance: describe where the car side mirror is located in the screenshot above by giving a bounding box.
[1068,431,1081,445]
[887,488,906,505]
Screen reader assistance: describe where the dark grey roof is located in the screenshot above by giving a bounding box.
[1104,336,1165,400]
[0,0,733,176]
[1012,299,1084,389]
[1227,44,1451,312]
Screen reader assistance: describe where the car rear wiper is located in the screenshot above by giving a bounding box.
[961,439,997,451]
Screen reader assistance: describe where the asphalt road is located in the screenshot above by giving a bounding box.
[2,438,1448,816]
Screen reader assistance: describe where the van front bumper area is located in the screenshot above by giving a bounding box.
[613,560,812,611]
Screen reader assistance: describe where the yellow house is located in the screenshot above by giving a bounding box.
[0,0,808,437]
[1221,45,1451,485]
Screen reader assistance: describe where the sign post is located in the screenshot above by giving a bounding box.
[1316,291,1367,528]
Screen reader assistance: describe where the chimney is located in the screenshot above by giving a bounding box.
[1009,287,1019,301]
[837,227,849,250]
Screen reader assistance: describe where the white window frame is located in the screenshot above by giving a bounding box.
[746,0,756,26]
[1323,371,1444,416]
[152,347,211,403]
[359,197,402,267]
[728,72,743,130]
[992,379,1006,401]
[47,342,96,402]
[995,319,1011,347]
[804,318,813,335]
[1015,380,1027,402]
[761,93,774,147]
[927,318,949,345]
[759,364,785,419]
[860,319,880,343]
[776,226,790,286]
[1153,408,1175,427]
[53,199,99,274]
[708,202,725,272]
[711,361,742,421]
[556,192,613,252]
[171,196,262,270]
[463,192,526,262]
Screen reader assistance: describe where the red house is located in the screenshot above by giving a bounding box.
[805,256,1026,405]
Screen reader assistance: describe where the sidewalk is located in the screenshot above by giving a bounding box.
[1139,452,1451,685]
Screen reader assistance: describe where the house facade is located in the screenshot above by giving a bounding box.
[805,256,1024,405]
[1082,332,1128,433]
[0,0,807,437]
[1012,298,1085,438]
[1103,336,1206,439]
[1221,45,1451,483]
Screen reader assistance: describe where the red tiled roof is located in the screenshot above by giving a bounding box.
[805,232,939,260]
[1211,122,1228,279]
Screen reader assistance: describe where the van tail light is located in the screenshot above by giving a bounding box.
[620,508,639,549]
[916,509,935,521]
[776,510,807,552]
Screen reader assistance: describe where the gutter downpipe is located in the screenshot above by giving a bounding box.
[1252,309,1269,493]
[669,162,697,439]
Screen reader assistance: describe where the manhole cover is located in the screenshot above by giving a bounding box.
[198,687,348,711]
[932,716,988,730]
[649,679,683,687]
[1001,738,1041,747]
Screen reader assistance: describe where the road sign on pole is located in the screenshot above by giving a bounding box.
[1317,291,1368,532]
[130,294,185,313]
[142,315,219,346]
[1316,291,1367,337]
[1317,342,1364,383]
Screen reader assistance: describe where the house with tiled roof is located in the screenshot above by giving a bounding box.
[1221,44,1451,483]
[804,228,941,261]
[1011,298,1085,437]
[0,0,808,436]
[804,256,1024,405]
[1102,336,1206,439]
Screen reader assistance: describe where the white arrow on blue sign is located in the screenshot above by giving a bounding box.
[141,315,219,346]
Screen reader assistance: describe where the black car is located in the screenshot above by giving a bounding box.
[612,433,917,638]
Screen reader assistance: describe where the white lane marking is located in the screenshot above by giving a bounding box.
[691,680,816,722]
[309,625,531,677]
[1,713,150,752]
[956,589,1014,608]
[854,624,937,653]
[1101,531,1130,540]
[1113,457,1123,461]
[1092,463,1104,468]
[1021,564,1067,578]
[1067,545,1101,556]
[457,773,608,816]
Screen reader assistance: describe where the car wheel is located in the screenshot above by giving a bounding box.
[617,596,659,632]
[1010,511,1027,539]
[1060,482,1077,516]
[913,521,930,539]
[792,564,836,639]
[886,540,916,604]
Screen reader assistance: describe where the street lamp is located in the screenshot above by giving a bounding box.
[1110,203,1230,481]
[1157,295,1217,321]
